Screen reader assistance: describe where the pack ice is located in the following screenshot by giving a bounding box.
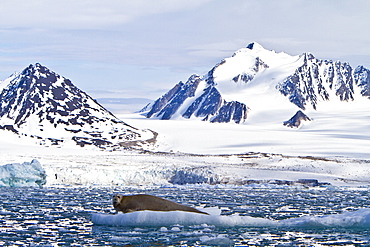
[0,159,46,187]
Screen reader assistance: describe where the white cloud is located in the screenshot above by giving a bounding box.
[0,0,213,29]
[1,0,370,96]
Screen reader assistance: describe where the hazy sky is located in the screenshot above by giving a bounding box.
[1,0,370,100]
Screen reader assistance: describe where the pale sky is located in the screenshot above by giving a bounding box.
[1,0,369,101]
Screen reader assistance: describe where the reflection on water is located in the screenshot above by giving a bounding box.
[1,185,370,246]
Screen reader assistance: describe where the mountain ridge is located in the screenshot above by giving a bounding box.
[143,42,370,127]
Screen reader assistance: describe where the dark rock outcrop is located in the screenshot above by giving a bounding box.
[145,74,248,123]
[283,110,311,128]
[354,65,370,97]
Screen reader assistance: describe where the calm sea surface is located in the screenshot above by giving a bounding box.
[1,185,370,246]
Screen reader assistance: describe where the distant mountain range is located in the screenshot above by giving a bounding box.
[0,43,369,151]
[0,63,156,149]
[142,42,370,127]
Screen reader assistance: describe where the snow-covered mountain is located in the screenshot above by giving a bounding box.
[0,63,156,149]
[143,42,370,126]
[277,53,370,110]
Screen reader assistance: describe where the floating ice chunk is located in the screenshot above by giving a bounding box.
[0,159,46,187]
[202,206,222,215]
[282,208,370,228]
[92,209,370,229]
[200,234,234,247]
[159,227,168,232]
[170,226,181,232]
[92,210,277,227]
[110,236,141,243]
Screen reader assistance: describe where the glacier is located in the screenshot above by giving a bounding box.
[25,149,368,187]
[0,159,46,187]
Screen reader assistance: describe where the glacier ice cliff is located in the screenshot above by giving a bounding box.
[0,159,46,187]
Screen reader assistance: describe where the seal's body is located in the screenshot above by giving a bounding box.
[113,194,209,215]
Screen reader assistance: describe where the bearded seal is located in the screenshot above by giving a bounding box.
[112,194,209,215]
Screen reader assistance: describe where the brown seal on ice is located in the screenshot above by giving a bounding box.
[112,194,209,215]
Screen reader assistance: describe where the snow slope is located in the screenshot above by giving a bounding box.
[213,42,302,103]
[122,98,370,159]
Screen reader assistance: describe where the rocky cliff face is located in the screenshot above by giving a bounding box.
[0,63,156,149]
[353,65,370,97]
[276,53,356,110]
[143,42,370,126]
[146,73,248,123]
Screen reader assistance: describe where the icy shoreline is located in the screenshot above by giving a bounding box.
[42,151,370,187]
[1,150,369,188]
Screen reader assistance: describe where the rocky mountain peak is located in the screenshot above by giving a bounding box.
[301,52,316,62]
[23,63,48,75]
[0,63,156,149]
[246,42,264,51]
[283,110,312,128]
[354,65,370,97]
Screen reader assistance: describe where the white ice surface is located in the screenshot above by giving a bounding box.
[92,210,276,227]
[92,208,370,228]
[213,43,303,104]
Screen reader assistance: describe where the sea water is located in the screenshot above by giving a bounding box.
[1,185,370,246]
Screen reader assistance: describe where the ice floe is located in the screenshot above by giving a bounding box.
[92,208,370,229]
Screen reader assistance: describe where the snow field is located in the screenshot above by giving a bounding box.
[121,98,370,159]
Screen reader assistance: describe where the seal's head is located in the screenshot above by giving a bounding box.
[112,194,123,207]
